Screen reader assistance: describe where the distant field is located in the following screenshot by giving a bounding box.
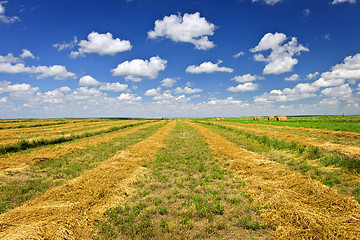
[1,117,360,239]
[192,115,360,133]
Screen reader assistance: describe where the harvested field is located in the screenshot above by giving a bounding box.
[188,121,360,239]
[0,121,175,239]
[1,117,359,239]
[0,120,138,147]
[227,121,360,140]
[0,121,157,174]
[211,122,360,159]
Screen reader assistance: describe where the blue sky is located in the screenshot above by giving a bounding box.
[0,0,359,118]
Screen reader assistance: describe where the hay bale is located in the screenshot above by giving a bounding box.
[221,118,224,120]
[276,116,287,121]
[268,116,275,120]
[253,117,260,121]
[215,118,220,121]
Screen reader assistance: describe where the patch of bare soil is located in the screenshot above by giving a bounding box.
[0,121,175,239]
[189,122,360,239]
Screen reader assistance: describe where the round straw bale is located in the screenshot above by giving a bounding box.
[276,116,287,121]
[268,116,275,120]
[253,117,260,121]
[215,118,220,121]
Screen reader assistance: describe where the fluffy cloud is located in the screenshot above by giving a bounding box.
[207,97,243,105]
[144,87,162,96]
[0,63,75,80]
[148,12,216,50]
[0,50,35,63]
[228,82,259,92]
[251,0,283,5]
[0,52,76,80]
[0,1,20,24]
[186,60,233,74]
[306,72,319,80]
[173,86,203,94]
[315,53,360,86]
[99,82,128,92]
[231,74,264,83]
[20,49,35,59]
[70,32,132,57]
[321,84,352,99]
[161,78,177,88]
[285,74,299,81]
[253,53,360,103]
[53,37,78,51]
[111,56,167,82]
[233,51,245,58]
[32,65,76,80]
[250,32,309,75]
[79,75,100,86]
[332,0,356,4]
[79,75,128,92]
[0,53,19,63]
[117,93,142,102]
[0,81,39,100]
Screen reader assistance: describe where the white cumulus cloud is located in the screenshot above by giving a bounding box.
[161,78,177,88]
[148,12,216,50]
[250,32,309,75]
[70,32,132,57]
[79,75,101,86]
[53,37,78,51]
[111,56,167,82]
[173,86,203,95]
[228,82,259,92]
[233,51,245,58]
[144,87,162,96]
[0,1,20,24]
[117,93,142,102]
[321,84,352,99]
[186,60,233,74]
[20,49,35,59]
[99,82,128,92]
[231,74,264,83]
[285,74,300,81]
[306,72,319,80]
[32,65,76,80]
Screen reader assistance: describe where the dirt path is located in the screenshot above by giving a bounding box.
[211,122,360,159]
[0,121,158,175]
[228,121,360,139]
[188,121,360,239]
[0,121,175,239]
